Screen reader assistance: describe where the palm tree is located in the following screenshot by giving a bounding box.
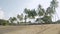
[24,8,37,18]
[36,5,45,23]
[41,15,52,24]
[46,7,54,16]
[9,17,13,24]
[24,8,37,23]
[38,5,45,16]
[42,0,58,23]
[9,17,17,25]
[36,2,58,23]
[17,14,23,24]
[50,0,58,22]
[43,7,54,23]
[50,0,58,9]
[30,9,37,18]
[24,8,29,23]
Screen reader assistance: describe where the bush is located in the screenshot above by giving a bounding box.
[2,22,7,26]
[0,19,9,26]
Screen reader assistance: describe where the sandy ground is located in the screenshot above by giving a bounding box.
[0,24,60,34]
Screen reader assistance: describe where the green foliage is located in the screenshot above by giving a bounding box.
[24,8,37,19]
[12,17,17,21]
[17,14,23,21]
[29,9,37,18]
[0,19,9,26]
[54,20,60,24]
[46,7,54,15]
[50,0,58,15]
[24,8,30,14]
[38,5,45,16]
[50,0,58,8]
[36,0,58,24]
[0,0,58,25]
[38,9,45,16]
[8,0,58,24]
[9,17,13,23]
[17,14,24,25]
[9,17,17,25]
[41,15,52,24]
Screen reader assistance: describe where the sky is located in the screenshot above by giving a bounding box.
[0,0,60,21]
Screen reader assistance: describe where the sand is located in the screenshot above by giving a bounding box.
[0,24,60,34]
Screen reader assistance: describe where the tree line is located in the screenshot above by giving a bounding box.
[0,0,59,26]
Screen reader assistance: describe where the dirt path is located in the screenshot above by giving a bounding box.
[0,24,60,34]
[0,26,28,34]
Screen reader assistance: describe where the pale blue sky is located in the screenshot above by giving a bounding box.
[0,0,60,21]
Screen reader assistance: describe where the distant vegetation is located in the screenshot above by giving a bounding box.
[0,0,60,26]
[0,19,9,26]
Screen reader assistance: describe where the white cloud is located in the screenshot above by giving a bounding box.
[0,8,5,19]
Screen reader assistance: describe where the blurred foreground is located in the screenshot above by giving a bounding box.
[0,24,60,34]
